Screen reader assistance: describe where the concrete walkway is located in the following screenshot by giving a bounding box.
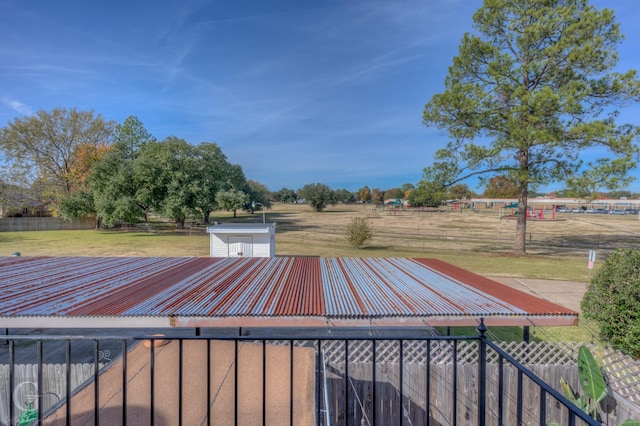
[490,277,588,312]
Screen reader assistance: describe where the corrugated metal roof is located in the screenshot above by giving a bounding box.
[0,256,577,328]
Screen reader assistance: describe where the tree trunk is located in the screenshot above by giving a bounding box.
[514,179,528,255]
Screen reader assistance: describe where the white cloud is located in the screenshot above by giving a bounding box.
[1,97,33,116]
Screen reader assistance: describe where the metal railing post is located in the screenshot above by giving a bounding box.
[372,340,376,426]
[452,339,458,426]
[477,318,487,426]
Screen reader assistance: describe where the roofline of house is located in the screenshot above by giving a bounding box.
[0,313,577,329]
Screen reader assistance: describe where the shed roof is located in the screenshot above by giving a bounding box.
[207,222,275,234]
[0,256,577,328]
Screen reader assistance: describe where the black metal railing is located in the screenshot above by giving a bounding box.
[0,322,600,426]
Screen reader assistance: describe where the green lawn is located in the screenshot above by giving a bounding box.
[438,315,601,346]
[0,229,210,257]
[1,228,593,280]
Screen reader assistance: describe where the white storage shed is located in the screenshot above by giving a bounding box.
[206,223,276,258]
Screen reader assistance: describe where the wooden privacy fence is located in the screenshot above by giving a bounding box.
[0,363,102,425]
[320,340,635,426]
[323,361,584,426]
[0,217,95,232]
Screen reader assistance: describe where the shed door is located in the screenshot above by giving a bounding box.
[228,236,253,257]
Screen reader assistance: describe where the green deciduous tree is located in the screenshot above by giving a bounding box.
[410,181,447,208]
[56,115,247,227]
[88,116,156,226]
[298,183,336,212]
[402,183,416,201]
[192,143,242,223]
[335,188,356,203]
[133,137,200,229]
[216,189,249,218]
[274,187,297,203]
[246,180,271,210]
[384,188,404,199]
[422,0,640,254]
[58,189,96,222]
[581,248,640,358]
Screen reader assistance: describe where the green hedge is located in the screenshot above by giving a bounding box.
[582,249,640,358]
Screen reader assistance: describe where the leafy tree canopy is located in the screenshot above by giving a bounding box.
[357,186,372,203]
[133,137,199,229]
[87,117,157,226]
[410,181,447,207]
[192,142,242,223]
[335,188,356,203]
[482,176,519,198]
[273,187,297,203]
[448,183,476,200]
[216,188,249,218]
[582,248,640,358]
[247,180,272,211]
[422,0,640,254]
[0,107,115,201]
[71,116,247,227]
[384,188,405,199]
[401,183,416,192]
[298,183,336,212]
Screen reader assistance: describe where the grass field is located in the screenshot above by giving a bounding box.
[4,202,637,281]
[3,202,632,344]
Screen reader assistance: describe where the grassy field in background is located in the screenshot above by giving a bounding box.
[3,202,630,345]
[1,227,593,280]
[4,202,627,282]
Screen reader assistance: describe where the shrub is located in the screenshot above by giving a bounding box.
[345,217,373,248]
[581,248,640,358]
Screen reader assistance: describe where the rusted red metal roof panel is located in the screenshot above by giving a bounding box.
[0,256,577,327]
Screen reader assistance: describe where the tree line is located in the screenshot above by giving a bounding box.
[0,111,272,228]
[1,108,638,226]
[292,178,640,214]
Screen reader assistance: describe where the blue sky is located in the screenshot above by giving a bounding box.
[1,0,640,193]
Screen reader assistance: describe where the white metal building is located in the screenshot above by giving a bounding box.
[206,222,276,257]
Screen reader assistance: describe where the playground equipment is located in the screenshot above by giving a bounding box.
[502,204,560,220]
